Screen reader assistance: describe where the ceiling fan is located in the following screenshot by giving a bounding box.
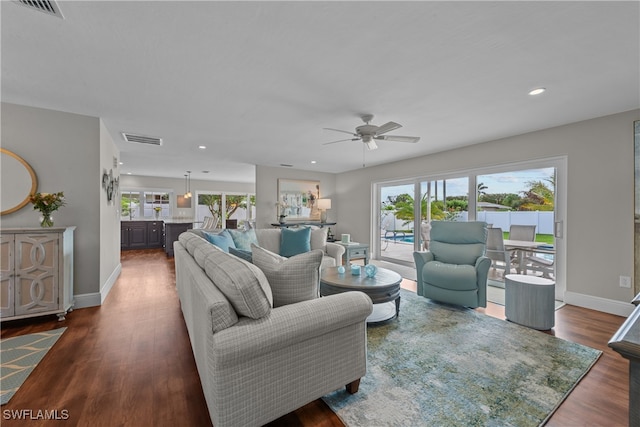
[323,114,420,150]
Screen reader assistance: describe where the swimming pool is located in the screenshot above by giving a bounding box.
[383,233,415,243]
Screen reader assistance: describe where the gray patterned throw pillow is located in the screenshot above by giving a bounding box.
[251,244,323,307]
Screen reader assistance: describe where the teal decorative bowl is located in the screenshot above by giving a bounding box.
[364,264,378,278]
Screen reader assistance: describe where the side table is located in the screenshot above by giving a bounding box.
[338,242,369,265]
[505,274,555,330]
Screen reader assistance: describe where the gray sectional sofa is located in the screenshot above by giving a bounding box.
[190,226,346,267]
[174,231,372,427]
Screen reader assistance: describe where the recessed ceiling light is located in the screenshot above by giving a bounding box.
[528,87,546,96]
[198,145,207,150]
[311,160,317,164]
[127,172,132,175]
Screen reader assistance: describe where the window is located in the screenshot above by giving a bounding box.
[121,189,172,220]
[196,192,255,229]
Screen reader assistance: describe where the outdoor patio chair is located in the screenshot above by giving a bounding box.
[509,224,536,241]
[485,227,513,277]
[509,224,537,261]
[420,221,431,250]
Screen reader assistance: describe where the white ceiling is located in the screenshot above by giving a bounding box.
[2,1,639,184]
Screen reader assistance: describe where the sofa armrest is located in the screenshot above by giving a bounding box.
[475,255,491,307]
[325,242,346,265]
[413,251,434,271]
[413,251,434,296]
[212,291,372,365]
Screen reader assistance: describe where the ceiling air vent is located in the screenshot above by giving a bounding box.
[15,0,64,19]
[121,132,163,146]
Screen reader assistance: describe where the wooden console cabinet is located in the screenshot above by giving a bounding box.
[0,227,75,321]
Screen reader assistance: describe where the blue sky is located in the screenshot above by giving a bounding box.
[381,167,555,201]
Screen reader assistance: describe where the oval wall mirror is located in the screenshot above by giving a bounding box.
[1,148,38,215]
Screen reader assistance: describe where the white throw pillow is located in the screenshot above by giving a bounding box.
[251,244,323,308]
[310,227,328,251]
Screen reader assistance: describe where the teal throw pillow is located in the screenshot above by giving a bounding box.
[228,228,259,251]
[280,227,311,257]
[203,230,236,252]
[229,247,253,263]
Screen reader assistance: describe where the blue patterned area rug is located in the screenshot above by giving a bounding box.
[323,290,600,427]
[1,328,66,405]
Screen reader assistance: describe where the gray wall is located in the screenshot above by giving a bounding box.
[255,166,336,229]
[333,109,639,316]
[99,120,122,300]
[1,103,119,304]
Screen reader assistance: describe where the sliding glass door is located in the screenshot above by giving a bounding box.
[373,157,566,300]
[477,167,557,285]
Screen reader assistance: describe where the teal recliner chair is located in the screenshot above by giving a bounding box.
[413,221,491,308]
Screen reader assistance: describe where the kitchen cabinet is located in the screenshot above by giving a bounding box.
[164,221,193,257]
[121,221,163,250]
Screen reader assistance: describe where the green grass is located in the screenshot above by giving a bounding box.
[503,232,554,244]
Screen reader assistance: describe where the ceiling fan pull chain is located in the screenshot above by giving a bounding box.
[363,144,366,168]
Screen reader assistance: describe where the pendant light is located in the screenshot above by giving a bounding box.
[186,171,192,198]
[184,172,191,199]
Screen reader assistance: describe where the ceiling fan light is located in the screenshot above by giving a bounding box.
[365,140,378,150]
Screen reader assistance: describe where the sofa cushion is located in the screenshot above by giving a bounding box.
[254,229,282,253]
[228,229,259,251]
[251,244,323,307]
[203,229,236,252]
[310,227,328,251]
[423,261,478,291]
[280,226,312,257]
[202,247,273,319]
[430,240,485,265]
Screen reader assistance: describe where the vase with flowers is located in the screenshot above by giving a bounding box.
[154,206,162,219]
[30,192,66,227]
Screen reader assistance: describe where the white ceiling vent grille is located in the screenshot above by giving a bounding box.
[15,0,64,19]
[121,132,163,146]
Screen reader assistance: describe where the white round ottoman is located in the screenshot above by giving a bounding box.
[505,274,555,330]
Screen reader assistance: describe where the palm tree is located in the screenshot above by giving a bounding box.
[477,182,488,200]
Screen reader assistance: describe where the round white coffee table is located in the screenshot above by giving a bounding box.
[505,274,555,330]
[320,266,402,324]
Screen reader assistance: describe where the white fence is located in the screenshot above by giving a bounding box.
[382,211,555,235]
[475,211,554,234]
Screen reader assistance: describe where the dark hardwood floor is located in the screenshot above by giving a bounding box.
[0,249,630,426]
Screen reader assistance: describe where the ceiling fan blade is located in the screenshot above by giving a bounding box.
[322,138,359,145]
[376,135,420,143]
[375,121,402,135]
[323,127,358,136]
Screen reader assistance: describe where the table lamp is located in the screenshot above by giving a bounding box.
[317,198,332,223]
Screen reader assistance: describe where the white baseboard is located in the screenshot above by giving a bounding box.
[564,291,635,317]
[72,263,122,309]
[99,263,121,304]
[73,292,101,309]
